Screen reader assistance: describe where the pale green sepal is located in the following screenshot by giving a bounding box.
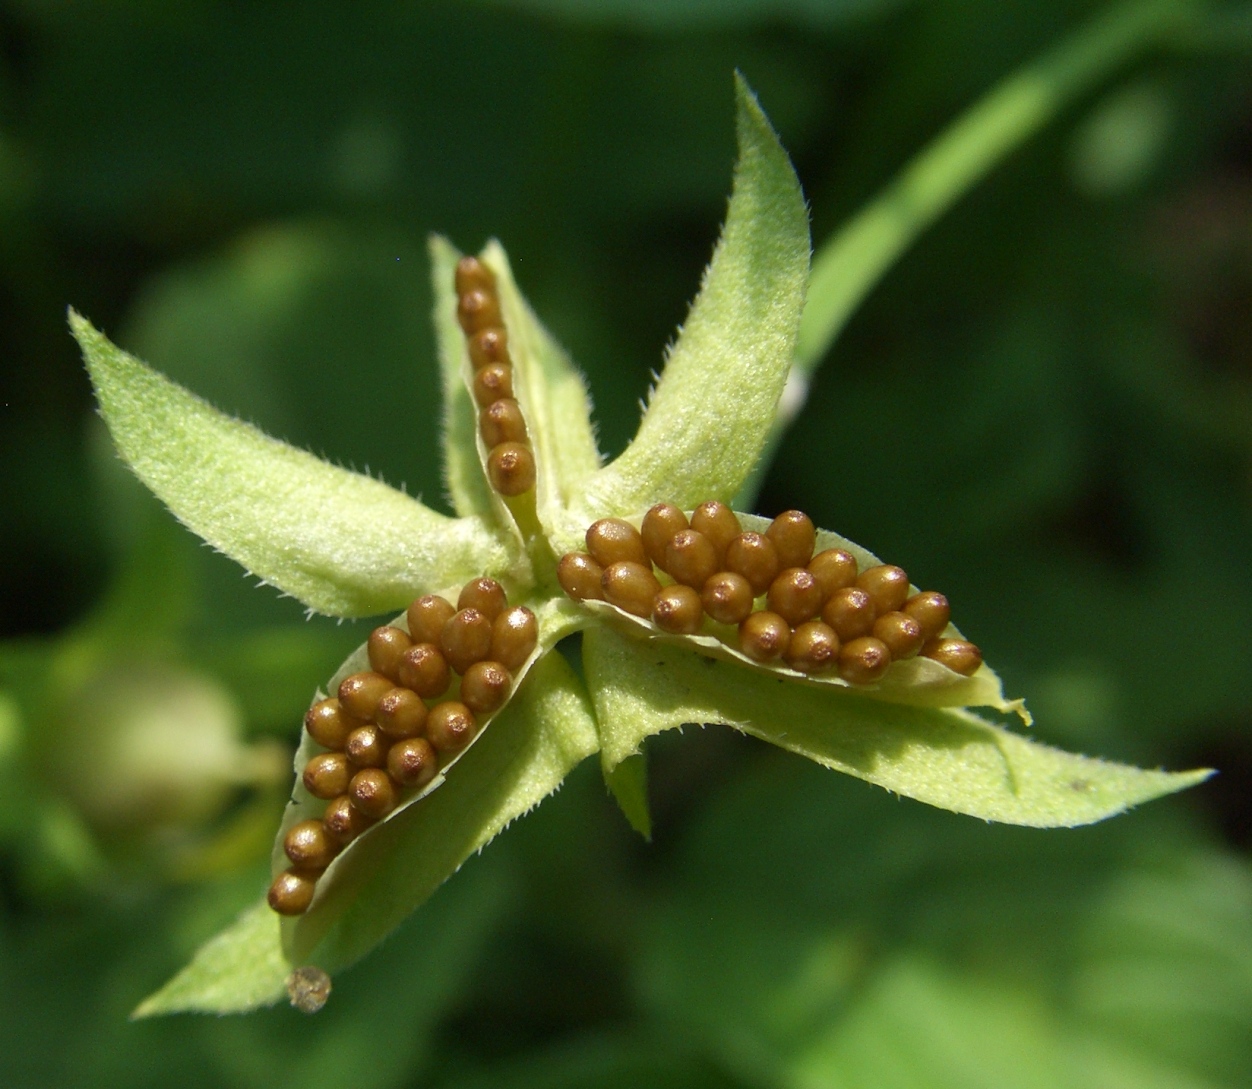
[72,311,509,618]
[132,899,287,1016]
[583,626,1209,828]
[604,753,652,840]
[572,75,810,522]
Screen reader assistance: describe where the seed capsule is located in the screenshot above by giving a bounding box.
[398,643,451,699]
[460,660,512,715]
[303,752,352,799]
[838,637,892,685]
[766,510,816,569]
[386,736,439,789]
[921,638,983,676]
[491,606,538,670]
[652,584,703,634]
[284,819,339,871]
[322,794,374,846]
[856,565,911,615]
[808,549,858,597]
[739,611,791,662]
[349,768,398,819]
[785,621,840,674]
[374,687,428,740]
[367,626,412,684]
[441,608,494,675]
[345,724,388,768]
[822,587,877,641]
[458,576,508,621]
[480,398,528,447]
[690,502,741,563]
[602,561,662,618]
[724,532,779,595]
[407,595,456,645]
[701,571,754,625]
[455,255,496,296]
[767,568,825,626]
[487,442,536,496]
[473,362,513,407]
[337,672,393,722]
[872,611,924,659]
[457,288,501,334]
[664,529,719,589]
[557,552,604,601]
[426,701,478,754]
[641,503,689,568]
[903,591,951,641]
[304,698,353,750]
[268,869,317,916]
[468,326,509,369]
[586,518,647,568]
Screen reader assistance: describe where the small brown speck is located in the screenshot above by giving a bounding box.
[286,965,332,1013]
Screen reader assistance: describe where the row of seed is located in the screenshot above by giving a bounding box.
[268,578,538,916]
[557,502,982,684]
[456,256,536,497]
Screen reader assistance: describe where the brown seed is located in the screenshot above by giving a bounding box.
[349,768,398,819]
[322,794,374,846]
[785,621,840,674]
[586,518,647,568]
[374,687,428,740]
[652,584,703,634]
[690,501,741,563]
[856,564,911,615]
[872,612,924,659]
[458,576,508,621]
[557,552,604,601]
[664,529,719,589]
[808,549,858,598]
[904,591,951,641]
[457,288,501,334]
[739,611,791,662]
[407,594,455,645]
[468,326,510,369]
[641,503,689,568]
[337,671,393,722]
[491,605,538,670]
[268,869,317,916]
[701,571,754,625]
[398,643,451,699]
[426,701,478,754]
[487,442,536,496]
[367,625,412,683]
[303,752,352,799]
[304,698,353,750]
[455,255,495,297]
[387,736,439,789]
[479,398,528,447]
[766,510,816,569]
[345,724,388,768]
[284,819,339,871]
[460,660,512,715]
[821,587,877,641]
[767,568,825,626]
[921,638,983,676]
[473,362,514,408]
[602,561,662,618]
[838,637,892,685]
[441,608,494,675]
[724,532,780,596]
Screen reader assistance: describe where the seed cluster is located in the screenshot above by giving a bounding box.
[558,503,982,685]
[267,578,538,916]
[455,256,536,497]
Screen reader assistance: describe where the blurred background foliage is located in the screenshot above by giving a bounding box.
[2,0,1251,1085]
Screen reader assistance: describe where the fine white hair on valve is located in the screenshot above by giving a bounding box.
[286,965,331,1013]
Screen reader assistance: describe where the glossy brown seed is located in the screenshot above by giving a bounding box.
[426,701,478,754]
[457,288,501,334]
[872,611,924,659]
[690,501,741,563]
[487,442,536,496]
[723,532,779,596]
[398,643,451,699]
[808,549,858,597]
[387,736,439,789]
[557,553,604,601]
[921,638,983,676]
[374,687,428,740]
[664,529,719,589]
[337,671,393,722]
[701,571,754,625]
[838,637,892,685]
[491,606,538,670]
[345,724,388,768]
[468,326,510,369]
[473,362,514,408]
[766,510,816,569]
[455,255,495,296]
[303,752,352,799]
[856,565,911,615]
[767,568,825,626]
[367,625,412,683]
[441,608,494,675]
[602,561,662,618]
[349,768,398,819]
[822,587,877,641]
[652,584,703,634]
[904,591,951,641]
[407,594,456,645]
[738,611,791,662]
[322,794,374,846]
[460,660,512,715]
[480,398,528,446]
[785,621,840,674]
[304,698,353,750]
[284,819,339,871]
[458,576,508,621]
[586,518,647,568]
[641,503,689,568]
[268,869,317,916]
